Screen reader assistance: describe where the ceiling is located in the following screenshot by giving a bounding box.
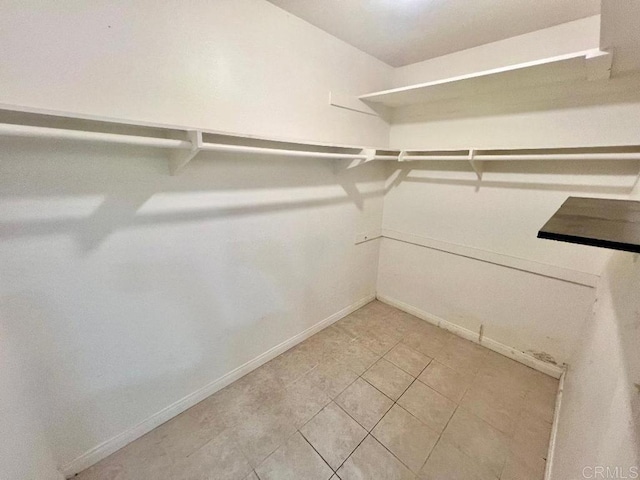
[266,0,601,67]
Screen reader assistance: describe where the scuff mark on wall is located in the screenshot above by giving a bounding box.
[528,350,558,365]
[634,383,640,394]
[479,324,484,343]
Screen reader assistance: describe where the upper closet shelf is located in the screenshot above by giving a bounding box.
[359,49,612,108]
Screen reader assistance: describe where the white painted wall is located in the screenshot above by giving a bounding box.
[381,162,637,275]
[377,237,596,368]
[378,158,637,367]
[550,3,640,474]
[0,141,385,475]
[0,0,392,147]
[389,15,640,149]
[391,16,601,88]
[0,0,390,475]
[550,185,640,478]
[377,12,640,368]
[2,2,639,477]
[0,329,64,480]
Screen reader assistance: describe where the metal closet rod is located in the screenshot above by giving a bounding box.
[0,123,192,149]
[401,152,640,161]
[1,123,639,161]
[199,142,398,160]
[0,123,394,160]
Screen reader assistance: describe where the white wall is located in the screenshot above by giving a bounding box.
[377,237,597,368]
[0,140,385,475]
[550,3,640,474]
[377,160,637,369]
[2,2,639,477]
[0,329,64,480]
[389,15,640,149]
[550,185,640,478]
[0,0,390,475]
[381,162,638,276]
[0,0,392,147]
[381,6,640,473]
[377,12,640,368]
[391,16,601,88]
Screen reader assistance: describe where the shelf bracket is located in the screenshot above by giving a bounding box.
[344,148,376,170]
[585,49,613,81]
[360,148,376,162]
[398,150,407,162]
[169,130,202,175]
[329,91,378,116]
[468,149,483,180]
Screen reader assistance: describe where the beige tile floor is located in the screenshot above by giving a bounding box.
[77,301,558,480]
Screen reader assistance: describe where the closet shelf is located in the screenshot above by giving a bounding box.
[359,49,612,107]
[0,122,192,149]
[0,105,395,175]
[538,197,640,253]
[2,104,639,178]
[0,122,395,175]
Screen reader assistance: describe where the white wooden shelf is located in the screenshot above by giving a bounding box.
[2,103,639,179]
[359,49,612,107]
[0,104,394,175]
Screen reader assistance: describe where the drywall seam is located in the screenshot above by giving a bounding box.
[544,369,566,480]
[382,229,599,287]
[377,294,565,378]
[60,293,375,478]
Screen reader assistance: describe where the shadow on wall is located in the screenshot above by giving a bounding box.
[387,159,640,195]
[0,138,385,252]
[0,138,387,468]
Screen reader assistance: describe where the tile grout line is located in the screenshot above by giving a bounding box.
[424,351,515,479]
[270,320,508,478]
[339,322,453,476]
[331,354,397,473]
[391,345,499,476]
[79,302,557,480]
[331,335,404,475]
[270,307,552,479]
[298,428,336,476]
[295,330,398,476]
[383,359,442,475]
[343,351,437,476]
[307,309,552,478]
[289,314,398,474]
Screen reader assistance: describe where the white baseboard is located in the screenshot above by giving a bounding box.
[61,294,375,478]
[377,294,565,379]
[544,369,566,480]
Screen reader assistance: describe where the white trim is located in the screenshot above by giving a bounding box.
[377,294,565,379]
[545,369,566,480]
[381,229,599,288]
[60,294,375,478]
[329,91,378,116]
[355,229,383,244]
